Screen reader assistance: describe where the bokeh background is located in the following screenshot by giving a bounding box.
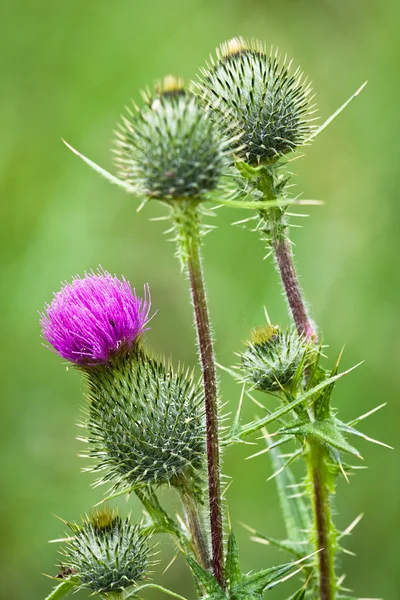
[1,1,399,599]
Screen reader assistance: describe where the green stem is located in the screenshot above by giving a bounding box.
[306,444,337,600]
[258,170,336,600]
[172,201,225,587]
[258,170,316,340]
[178,481,211,571]
[270,210,316,340]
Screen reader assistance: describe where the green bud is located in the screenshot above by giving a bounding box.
[61,508,151,595]
[81,348,206,493]
[239,325,309,392]
[196,37,316,166]
[114,76,235,201]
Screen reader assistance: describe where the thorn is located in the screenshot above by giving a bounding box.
[341,513,364,537]
[162,551,179,575]
[250,535,270,546]
[61,140,135,193]
[339,460,350,483]
[305,81,368,143]
[347,403,387,427]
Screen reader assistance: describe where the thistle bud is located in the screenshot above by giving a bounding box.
[60,508,151,595]
[239,325,309,392]
[82,350,206,493]
[196,37,315,165]
[40,269,151,366]
[114,76,235,200]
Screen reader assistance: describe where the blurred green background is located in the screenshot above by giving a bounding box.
[1,0,398,599]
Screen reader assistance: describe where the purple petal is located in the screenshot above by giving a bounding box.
[40,269,151,365]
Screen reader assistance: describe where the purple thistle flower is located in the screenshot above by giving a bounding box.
[40,269,151,365]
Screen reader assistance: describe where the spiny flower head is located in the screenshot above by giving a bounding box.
[61,508,151,595]
[196,37,316,165]
[239,325,310,392]
[114,76,236,200]
[41,269,151,365]
[82,349,206,494]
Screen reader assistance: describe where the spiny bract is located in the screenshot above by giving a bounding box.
[196,37,316,165]
[239,325,309,392]
[114,76,234,200]
[82,348,206,492]
[61,508,151,594]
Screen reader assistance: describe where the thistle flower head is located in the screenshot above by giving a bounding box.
[82,350,206,494]
[196,37,316,165]
[40,270,151,365]
[61,508,151,595]
[114,76,235,200]
[239,325,310,392]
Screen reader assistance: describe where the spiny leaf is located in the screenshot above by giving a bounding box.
[44,579,78,600]
[135,488,184,540]
[236,363,361,440]
[279,420,362,458]
[185,556,226,598]
[232,562,294,595]
[225,531,241,587]
[314,349,343,420]
[336,421,393,450]
[263,430,312,542]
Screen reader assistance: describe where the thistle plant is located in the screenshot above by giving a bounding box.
[40,36,387,600]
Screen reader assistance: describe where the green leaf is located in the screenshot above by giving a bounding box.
[232,562,294,596]
[266,434,312,543]
[135,488,185,541]
[235,160,266,179]
[279,420,362,458]
[44,579,77,600]
[185,556,226,598]
[225,530,241,588]
[236,363,361,440]
[336,420,393,450]
[314,351,343,420]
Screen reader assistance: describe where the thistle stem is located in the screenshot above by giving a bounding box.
[270,212,316,340]
[259,171,336,600]
[178,481,211,571]
[172,201,225,587]
[306,444,337,600]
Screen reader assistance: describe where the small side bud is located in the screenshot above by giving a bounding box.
[61,508,151,595]
[238,325,310,392]
[82,350,206,494]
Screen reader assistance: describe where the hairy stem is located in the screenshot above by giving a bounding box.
[178,481,211,571]
[172,201,225,587]
[306,444,337,600]
[270,211,316,340]
[259,171,336,599]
